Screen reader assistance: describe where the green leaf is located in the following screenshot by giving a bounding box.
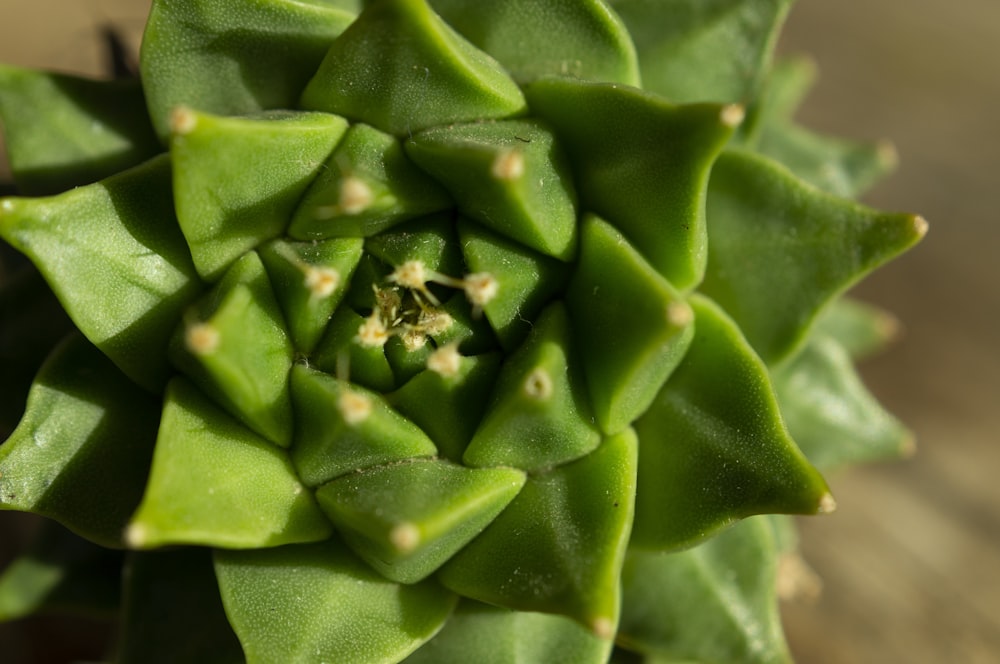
[126,378,332,549]
[141,0,357,138]
[289,122,453,240]
[456,218,570,351]
[170,108,348,281]
[525,78,739,290]
[0,65,161,195]
[619,516,792,664]
[0,266,74,437]
[311,305,397,393]
[0,155,203,391]
[813,297,901,360]
[364,212,465,278]
[300,0,527,135]
[631,295,832,550]
[316,458,525,583]
[430,0,640,85]
[169,252,295,447]
[289,365,438,487]
[214,540,457,664]
[0,335,159,548]
[567,215,694,435]
[116,549,243,664]
[405,119,579,260]
[463,303,602,471]
[404,599,613,663]
[258,237,364,354]
[440,428,637,636]
[0,519,121,622]
[608,0,793,104]
[388,351,502,462]
[772,333,914,470]
[701,149,927,364]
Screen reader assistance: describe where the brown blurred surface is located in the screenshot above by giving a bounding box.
[1,0,998,662]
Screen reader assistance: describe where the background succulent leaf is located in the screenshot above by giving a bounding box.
[169,251,295,447]
[630,294,831,550]
[0,520,122,622]
[289,365,438,487]
[214,539,457,664]
[429,0,640,86]
[115,548,244,664]
[0,155,203,391]
[607,0,793,105]
[0,334,159,548]
[619,516,792,664]
[701,149,927,365]
[127,378,332,550]
[439,428,637,635]
[316,458,526,583]
[140,0,357,138]
[289,122,453,240]
[300,0,528,135]
[403,598,613,664]
[0,64,161,195]
[567,215,694,435]
[813,297,901,360]
[525,77,738,290]
[772,333,914,470]
[405,119,578,261]
[170,108,348,281]
[0,266,74,437]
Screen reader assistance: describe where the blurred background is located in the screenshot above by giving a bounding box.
[0,0,997,662]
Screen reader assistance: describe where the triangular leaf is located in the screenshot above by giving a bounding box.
[126,378,332,549]
[430,0,640,85]
[316,458,525,582]
[141,0,357,138]
[170,108,348,280]
[0,155,203,391]
[0,65,160,195]
[300,0,527,135]
[404,599,613,663]
[440,429,637,636]
[701,149,926,364]
[169,252,295,447]
[406,119,579,260]
[619,516,792,664]
[464,303,602,471]
[0,335,159,548]
[567,215,694,435]
[526,78,739,289]
[608,0,792,104]
[214,540,456,664]
[631,295,832,550]
[289,365,438,487]
[772,333,914,470]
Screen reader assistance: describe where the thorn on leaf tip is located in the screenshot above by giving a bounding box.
[666,301,693,328]
[590,617,615,640]
[389,260,428,290]
[463,272,499,307]
[338,390,372,426]
[523,367,553,400]
[389,522,421,554]
[427,343,461,378]
[304,266,340,298]
[169,106,197,135]
[356,314,390,348]
[491,148,525,181]
[338,176,374,215]
[720,104,745,127]
[817,493,837,514]
[185,322,220,355]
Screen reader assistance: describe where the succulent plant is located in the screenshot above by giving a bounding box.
[0,0,926,662]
